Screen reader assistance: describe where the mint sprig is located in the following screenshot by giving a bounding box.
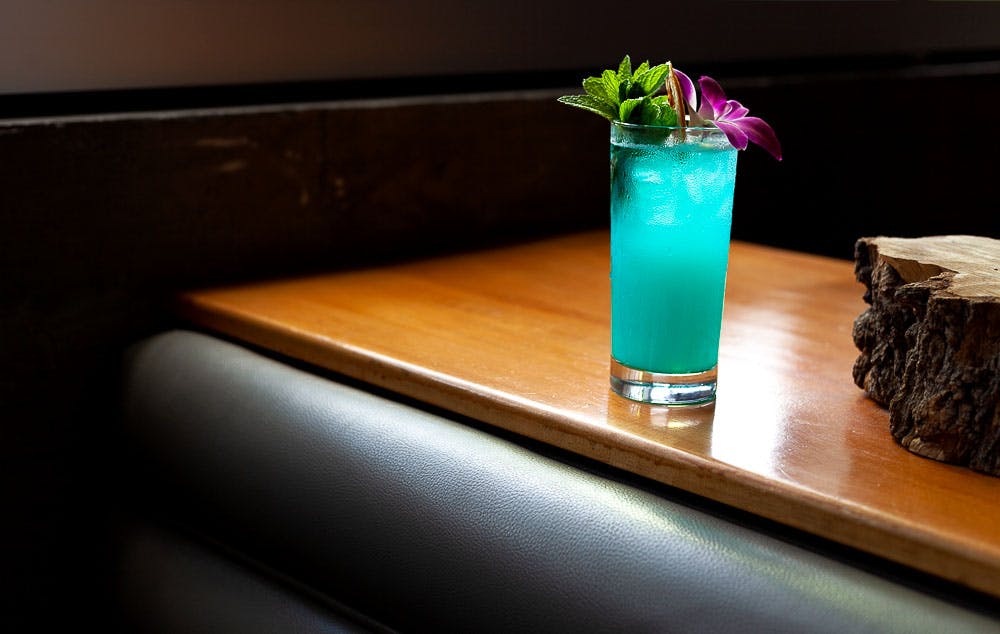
[557,55,678,127]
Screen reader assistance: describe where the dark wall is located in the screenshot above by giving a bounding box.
[729,65,1000,257]
[3,1,999,94]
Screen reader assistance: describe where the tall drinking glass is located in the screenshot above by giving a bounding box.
[609,121,738,406]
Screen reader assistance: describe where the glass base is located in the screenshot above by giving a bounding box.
[609,357,717,406]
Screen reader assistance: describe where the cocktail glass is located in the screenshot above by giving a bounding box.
[608,121,738,406]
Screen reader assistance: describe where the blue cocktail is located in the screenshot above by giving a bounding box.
[609,122,738,405]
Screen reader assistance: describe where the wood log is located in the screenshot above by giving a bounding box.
[852,235,1000,476]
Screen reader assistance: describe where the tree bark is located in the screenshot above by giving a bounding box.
[852,235,1000,476]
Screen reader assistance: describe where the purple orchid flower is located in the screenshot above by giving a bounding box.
[674,69,782,161]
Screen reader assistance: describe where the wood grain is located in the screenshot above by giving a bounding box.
[175,230,1000,599]
[853,235,1000,475]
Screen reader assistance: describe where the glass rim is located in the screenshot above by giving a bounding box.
[610,120,724,134]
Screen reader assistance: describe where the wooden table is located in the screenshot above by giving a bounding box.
[175,230,1000,599]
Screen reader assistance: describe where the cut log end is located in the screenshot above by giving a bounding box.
[852,235,1000,477]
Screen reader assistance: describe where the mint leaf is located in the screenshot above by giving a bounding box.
[631,67,650,90]
[637,63,670,95]
[582,76,615,106]
[557,94,618,121]
[558,55,682,127]
[600,70,621,107]
[617,55,631,82]
[640,96,679,127]
[619,97,644,123]
[617,77,635,103]
[639,102,662,126]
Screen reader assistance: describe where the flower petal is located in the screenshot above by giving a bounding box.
[723,100,749,120]
[673,68,698,112]
[698,76,728,116]
[735,116,783,161]
[714,120,749,151]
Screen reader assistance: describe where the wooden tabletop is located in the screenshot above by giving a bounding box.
[175,229,1000,599]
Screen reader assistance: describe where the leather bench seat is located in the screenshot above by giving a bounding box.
[116,330,1000,632]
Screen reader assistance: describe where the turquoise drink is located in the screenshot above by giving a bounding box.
[555,55,782,404]
[609,122,738,405]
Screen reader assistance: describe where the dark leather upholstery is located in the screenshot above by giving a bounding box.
[115,518,381,633]
[118,330,1000,633]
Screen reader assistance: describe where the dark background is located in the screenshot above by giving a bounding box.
[2,2,998,627]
